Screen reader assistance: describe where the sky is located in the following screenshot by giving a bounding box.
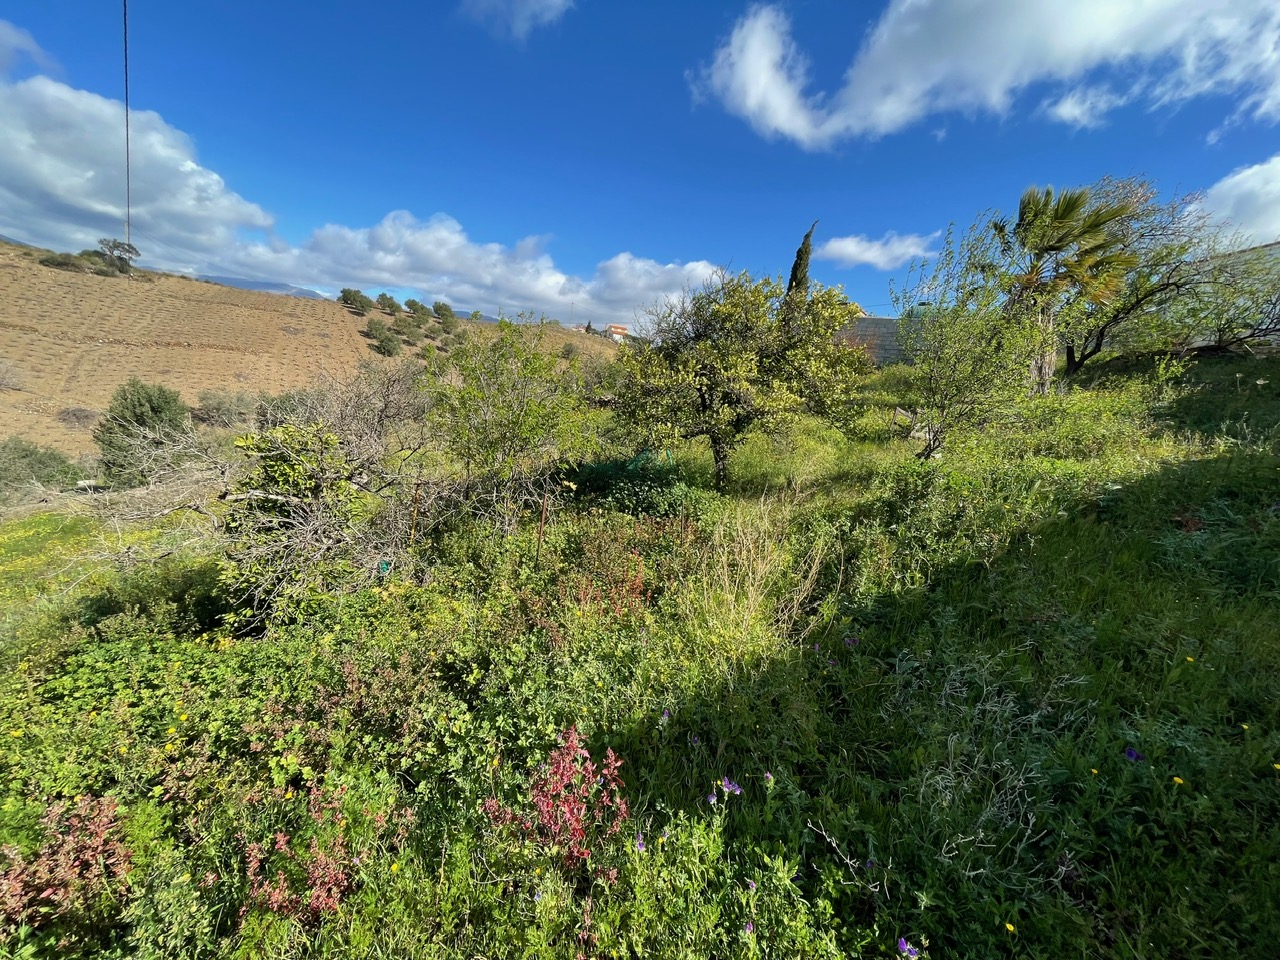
[1,1,1279,325]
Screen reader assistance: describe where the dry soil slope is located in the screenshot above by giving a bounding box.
[0,241,615,454]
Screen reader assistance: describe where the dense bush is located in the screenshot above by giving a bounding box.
[91,378,191,487]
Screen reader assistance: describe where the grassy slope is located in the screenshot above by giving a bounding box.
[0,355,1277,958]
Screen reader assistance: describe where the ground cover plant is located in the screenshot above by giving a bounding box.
[2,202,1279,956]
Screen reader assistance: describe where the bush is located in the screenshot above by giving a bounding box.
[0,437,86,496]
[193,388,256,428]
[92,378,190,487]
[339,288,376,316]
[37,252,91,273]
[365,316,402,357]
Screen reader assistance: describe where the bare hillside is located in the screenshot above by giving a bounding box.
[0,241,613,453]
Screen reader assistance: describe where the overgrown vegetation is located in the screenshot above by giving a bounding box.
[2,209,1278,958]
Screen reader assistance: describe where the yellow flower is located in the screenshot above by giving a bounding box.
[1241,724,1249,730]
[1006,923,1016,933]
[167,727,177,735]
[8,730,21,738]
[1090,768,1099,775]
[179,714,188,722]
[491,757,500,768]
[118,745,128,755]
[1173,776,1184,785]
[391,863,400,873]
[284,790,294,799]
[1185,656,1194,662]
[1273,763,1279,771]
[175,699,184,708]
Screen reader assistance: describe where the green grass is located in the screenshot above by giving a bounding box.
[1,356,1278,958]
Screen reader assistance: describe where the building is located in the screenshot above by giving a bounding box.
[835,316,908,365]
[605,323,629,342]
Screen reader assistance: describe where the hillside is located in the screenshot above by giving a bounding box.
[0,240,614,454]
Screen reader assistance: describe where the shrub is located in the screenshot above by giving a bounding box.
[92,378,190,487]
[365,316,402,357]
[375,293,402,316]
[338,288,375,316]
[0,437,86,495]
[38,252,91,272]
[193,388,256,428]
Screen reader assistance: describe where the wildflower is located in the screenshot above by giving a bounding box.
[179,714,188,722]
[1090,768,1099,775]
[491,757,500,768]
[707,793,717,805]
[1124,747,1145,762]
[1186,656,1195,662]
[722,777,743,795]
[284,790,294,799]
[636,833,645,852]
[764,771,774,785]
[898,938,920,958]
[747,880,757,892]
[118,745,128,755]
[391,863,399,873]
[1241,724,1249,730]
[1006,922,1016,933]
[8,730,21,738]
[1173,776,1184,785]
[659,830,668,845]
[1273,763,1280,770]
[744,922,754,935]
[167,726,177,735]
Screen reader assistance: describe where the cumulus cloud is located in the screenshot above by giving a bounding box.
[462,0,574,40]
[698,0,1280,148]
[1202,153,1280,246]
[815,231,940,271]
[0,48,713,325]
[1042,86,1129,130]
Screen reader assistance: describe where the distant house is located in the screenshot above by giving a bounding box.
[605,323,629,342]
[836,316,909,366]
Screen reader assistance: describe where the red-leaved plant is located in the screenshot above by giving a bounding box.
[0,796,132,938]
[484,726,629,871]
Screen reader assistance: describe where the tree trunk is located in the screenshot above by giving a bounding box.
[1030,309,1056,396]
[711,436,730,492]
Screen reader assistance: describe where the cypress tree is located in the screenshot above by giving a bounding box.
[786,220,819,298]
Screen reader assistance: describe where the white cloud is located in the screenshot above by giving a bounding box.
[0,20,51,74]
[1202,153,1280,246]
[1042,86,1128,129]
[0,54,714,325]
[461,0,573,40]
[815,231,940,270]
[698,1,1280,148]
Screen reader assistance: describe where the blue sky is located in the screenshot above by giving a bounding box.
[1,1,1278,324]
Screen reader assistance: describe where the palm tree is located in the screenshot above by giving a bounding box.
[992,186,1137,394]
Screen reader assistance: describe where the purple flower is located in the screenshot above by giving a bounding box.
[764,771,773,784]
[747,880,757,892]
[813,643,821,652]
[636,833,645,852]
[744,922,754,935]
[898,937,920,959]
[662,709,670,720]
[722,777,743,795]
[1124,747,1146,762]
[828,658,837,667]
[845,635,860,648]
[690,734,701,746]
[707,793,717,805]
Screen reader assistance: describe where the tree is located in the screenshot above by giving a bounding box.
[98,238,140,274]
[991,186,1136,393]
[469,310,484,323]
[339,288,376,316]
[93,378,191,486]
[425,320,601,528]
[404,298,430,318]
[433,301,456,323]
[365,316,402,356]
[376,292,402,316]
[617,267,866,490]
[893,221,1039,457]
[1056,178,1223,374]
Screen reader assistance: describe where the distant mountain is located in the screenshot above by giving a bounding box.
[197,275,327,300]
[0,234,33,247]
